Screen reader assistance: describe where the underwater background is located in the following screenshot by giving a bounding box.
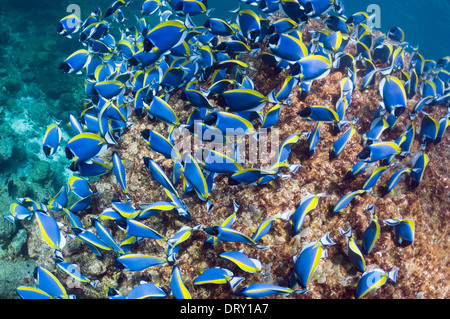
[0,0,448,299]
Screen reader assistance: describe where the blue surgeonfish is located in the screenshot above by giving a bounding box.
[333,189,366,214]
[72,227,113,255]
[94,80,125,100]
[290,232,336,289]
[170,265,191,299]
[291,193,328,235]
[166,224,202,261]
[234,283,298,298]
[251,210,292,242]
[262,103,283,129]
[387,26,405,43]
[138,201,178,219]
[362,204,380,255]
[204,18,235,36]
[16,286,54,299]
[339,226,366,272]
[355,268,398,299]
[346,160,369,179]
[5,203,34,223]
[196,149,242,174]
[202,111,256,137]
[383,217,415,247]
[203,226,266,249]
[33,266,74,299]
[65,132,108,162]
[35,210,66,251]
[204,202,238,246]
[112,151,128,196]
[107,200,139,219]
[107,287,126,299]
[298,105,345,131]
[290,55,332,82]
[435,113,450,144]
[70,156,112,177]
[121,219,167,241]
[59,49,91,74]
[42,117,62,157]
[384,167,411,193]
[329,118,358,159]
[115,254,168,271]
[145,92,180,126]
[127,281,168,299]
[361,164,393,191]
[182,153,213,203]
[143,157,179,196]
[141,129,181,160]
[104,0,132,18]
[163,188,192,220]
[55,250,96,287]
[268,32,308,63]
[305,121,322,155]
[193,267,244,290]
[420,114,440,146]
[229,167,279,186]
[357,141,403,163]
[57,14,81,38]
[141,0,163,16]
[143,20,188,54]
[91,218,125,254]
[47,186,68,212]
[276,133,302,164]
[409,150,429,188]
[218,89,268,112]
[363,116,389,145]
[68,176,94,198]
[378,75,407,120]
[219,249,266,277]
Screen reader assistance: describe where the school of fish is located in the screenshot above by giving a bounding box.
[7,0,450,299]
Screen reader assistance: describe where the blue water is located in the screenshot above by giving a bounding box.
[189,0,450,62]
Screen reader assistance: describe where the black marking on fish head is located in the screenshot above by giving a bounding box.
[297,107,311,118]
[140,129,150,140]
[357,147,371,160]
[58,62,71,73]
[290,62,301,76]
[142,156,151,168]
[203,112,218,125]
[268,33,280,46]
[203,226,219,236]
[143,37,154,52]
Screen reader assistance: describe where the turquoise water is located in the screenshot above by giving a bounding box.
[0,0,448,299]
